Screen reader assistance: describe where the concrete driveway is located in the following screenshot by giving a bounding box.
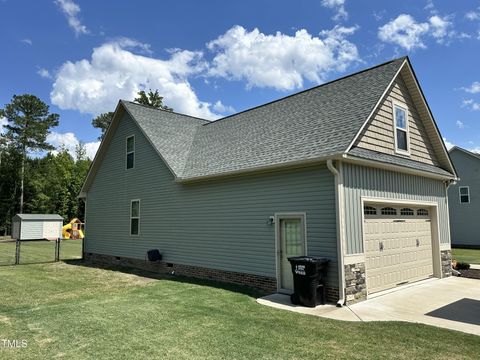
[257,277,480,335]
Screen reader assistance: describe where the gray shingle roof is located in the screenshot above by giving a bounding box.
[122,101,208,176]
[347,147,454,177]
[13,214,63,221]
[123,58,416,179]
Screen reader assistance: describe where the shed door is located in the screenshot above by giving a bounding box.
[364,206,433,294]
[43,221,61,240]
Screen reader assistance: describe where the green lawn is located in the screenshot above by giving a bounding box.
[0,259,479,359]
[0,239,82,265]
[452,248,480,264]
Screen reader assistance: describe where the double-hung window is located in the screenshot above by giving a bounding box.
[393,104,409,153]
[126,135,135,169]
[459,186,470,204]
[130,200,140,235]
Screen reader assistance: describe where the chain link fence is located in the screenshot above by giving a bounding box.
[0,238,83,266]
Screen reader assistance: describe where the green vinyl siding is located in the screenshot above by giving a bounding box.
[343,162,450,254]
[85,113,338,286]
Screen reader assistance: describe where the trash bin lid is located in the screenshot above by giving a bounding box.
[288,256,330,264]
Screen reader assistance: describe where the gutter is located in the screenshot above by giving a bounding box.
[327,159,346,307]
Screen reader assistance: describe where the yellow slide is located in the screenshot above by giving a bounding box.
[62,218,85,239]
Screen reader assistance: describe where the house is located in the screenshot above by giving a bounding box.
[448,146,480,248]
[79,56,456,305]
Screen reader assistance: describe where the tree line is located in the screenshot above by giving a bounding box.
[0,90,172,235]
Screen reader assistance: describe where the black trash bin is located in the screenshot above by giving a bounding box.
[288,256,330,307]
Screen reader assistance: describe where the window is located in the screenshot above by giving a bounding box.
[400,208,414,216]
[381,207,397,215]
[126,135,135,169]
[364,206,377,215]
[130,200,140,235]
[459,186,470,203]
[417,209,429,216]
[393,104,409,153]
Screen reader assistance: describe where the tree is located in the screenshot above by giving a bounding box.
[134,89,173,111]
[0,95,59,213]
[91,112,114,140]
[92,90,173,140]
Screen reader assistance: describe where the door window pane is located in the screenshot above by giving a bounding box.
[283,219,302,256]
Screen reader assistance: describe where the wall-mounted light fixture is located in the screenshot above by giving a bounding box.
[267,216,275,225]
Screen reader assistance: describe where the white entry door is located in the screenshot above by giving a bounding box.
[279,216,305,292]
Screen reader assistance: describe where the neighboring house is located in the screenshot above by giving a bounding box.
[80,56,456,305]
[448,146,480,248]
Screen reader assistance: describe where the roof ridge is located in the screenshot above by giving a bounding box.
[121,100,210,123]
[449,146,480,160]
[203,56,408,127]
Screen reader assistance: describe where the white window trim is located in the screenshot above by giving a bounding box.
[459,186,470,204]
[392,101,410,156]
[126,135,135,170]
[130,199,140,236]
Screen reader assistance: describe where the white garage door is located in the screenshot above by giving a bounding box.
[364,205,433,294]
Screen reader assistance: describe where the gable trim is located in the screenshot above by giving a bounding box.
[79,101,179,198]
[346,57,456,177]
[345,58,407,153]
[449,146,480,161]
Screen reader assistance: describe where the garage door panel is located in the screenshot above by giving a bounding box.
[364,206,434,294]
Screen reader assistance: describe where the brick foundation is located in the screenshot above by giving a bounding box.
[84,252,278,293]
[84,252,339,302]
[344,263,367,305]
[441,250,452,278]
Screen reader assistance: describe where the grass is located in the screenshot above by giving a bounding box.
[0,239,82,266]
[0,258,479,359]
[452,248,480,264]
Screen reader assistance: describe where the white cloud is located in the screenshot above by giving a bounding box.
[429,15,452,41]
[47,131,100,160]
[206,25,359,91]
[456,120,464,129]
[462,99,480,111]
[378,14,430,50]
[37,68,51,79]
[443,137,455,150]
[470,147,480,154]
[54,0,88,37]
[465,9,480,21]
[462,81,480,94]
[21,38,32,45]
[50,38,220,120]
[0,117,7,134]
[321,0,348,21]
[212,101,235,114]
[378,14,457,50]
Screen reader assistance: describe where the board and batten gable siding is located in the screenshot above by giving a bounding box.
[448,150,480,247]
[354,73,440,166]
[86,112,338,286]
[343,163,450,254]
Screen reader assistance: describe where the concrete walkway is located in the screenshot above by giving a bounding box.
[257,277,480,335]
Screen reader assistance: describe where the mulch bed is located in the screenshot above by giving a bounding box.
[458,269,480,280]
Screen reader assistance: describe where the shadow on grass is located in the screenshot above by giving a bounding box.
[63,259,265,299]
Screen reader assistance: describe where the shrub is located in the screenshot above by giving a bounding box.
[455,262,470,270]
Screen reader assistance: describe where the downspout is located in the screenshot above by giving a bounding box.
[327,160,346,307]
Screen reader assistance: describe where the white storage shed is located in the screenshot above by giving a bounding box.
[12,214,63,240]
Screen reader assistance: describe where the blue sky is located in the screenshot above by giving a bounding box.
[1,0,480,158]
